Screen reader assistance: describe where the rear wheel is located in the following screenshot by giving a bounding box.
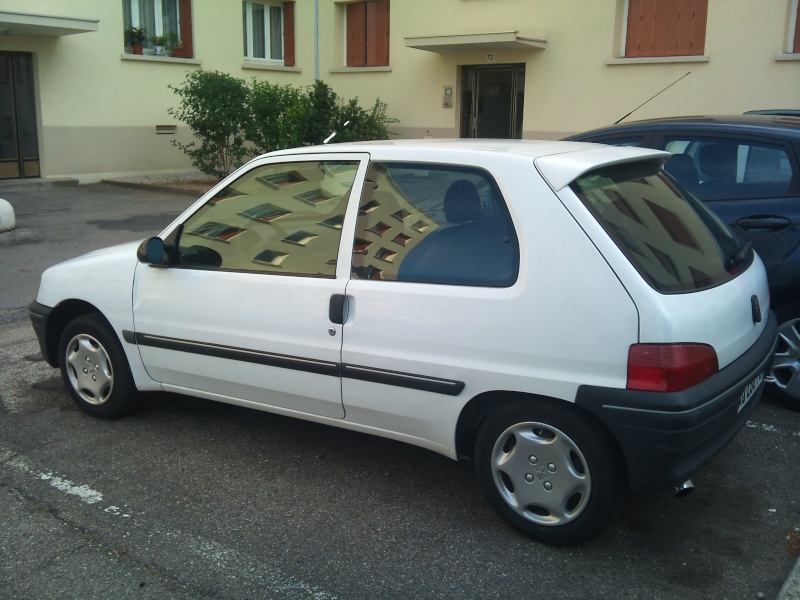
[474,400,625,545]
[768,305,800,410]
[58,313,139,418]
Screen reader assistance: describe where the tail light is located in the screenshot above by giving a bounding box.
[627,343,718,392]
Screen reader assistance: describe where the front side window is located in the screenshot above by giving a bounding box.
[351,162,519,286]
[663,136,797,200]
[345,1,390,67]
[243,1,294,63]
[624,0,708,58]
[123,0,192,57]
[571,160,743,293]
[175,160,359,277]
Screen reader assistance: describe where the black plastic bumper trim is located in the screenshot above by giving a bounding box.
[575,311,778,492]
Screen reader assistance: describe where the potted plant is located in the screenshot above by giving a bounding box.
[124,26,147,55]
[166,31,182,58]
[152,35,165,56]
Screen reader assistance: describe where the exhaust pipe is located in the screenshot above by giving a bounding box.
[672,479,696,498]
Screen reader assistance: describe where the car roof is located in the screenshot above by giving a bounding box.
[264,139,670,191]
[567,114,800,140]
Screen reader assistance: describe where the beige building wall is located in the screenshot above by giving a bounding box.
[0,1,798,180]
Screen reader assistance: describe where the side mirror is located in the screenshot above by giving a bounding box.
[137,237,168,266]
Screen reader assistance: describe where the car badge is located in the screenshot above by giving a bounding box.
[751,295,762,324]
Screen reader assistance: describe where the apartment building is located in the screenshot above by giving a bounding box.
[0,0,798,181]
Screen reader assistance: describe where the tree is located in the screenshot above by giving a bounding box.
[168,70,252,179]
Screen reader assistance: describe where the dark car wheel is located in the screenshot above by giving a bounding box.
[474,399,625,546]
[769,307,800,410]
[58,313,139,418]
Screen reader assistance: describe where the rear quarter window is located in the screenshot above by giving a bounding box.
[570,160,744,293]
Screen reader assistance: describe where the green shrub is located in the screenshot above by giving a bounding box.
[168,70,253,180]
[247,80,311,153]
[170,73,397,178]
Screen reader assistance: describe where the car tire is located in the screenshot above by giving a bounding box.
[474,399,625,545]
[769,304,800,410]
[58,313,139,419]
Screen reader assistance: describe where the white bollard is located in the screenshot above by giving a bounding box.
[0,198,16,232]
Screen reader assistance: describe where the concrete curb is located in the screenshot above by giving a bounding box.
[779,557,800,599]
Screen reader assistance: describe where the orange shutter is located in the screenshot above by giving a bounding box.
[366,1,390,66]
[283,2,296,66]
[346,3,366,67]
[794,1,800,53]
[179,0,194,58]
[626,0,706,58]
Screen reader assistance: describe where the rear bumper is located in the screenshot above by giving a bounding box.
[575,311,778,492]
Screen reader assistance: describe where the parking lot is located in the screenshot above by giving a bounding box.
[2,182,800,599]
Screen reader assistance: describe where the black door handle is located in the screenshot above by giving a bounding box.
[329,294,347,325]
[735,215,791,231]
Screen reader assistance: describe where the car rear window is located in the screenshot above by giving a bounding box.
[570,160,746,293]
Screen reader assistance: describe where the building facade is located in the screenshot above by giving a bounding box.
[0,0,798,181]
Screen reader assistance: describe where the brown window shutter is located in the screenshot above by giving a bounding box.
[346,2,367,67]
[672,0,707,56]
[625,0,706,58]
[794,1,800,53]
[366,1,390,66]
[179,0,194,58]
[283,2,296,66]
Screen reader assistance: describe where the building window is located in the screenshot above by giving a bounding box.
[243,1,295,65]
[792,0,800,53]
[123,0,193,58]
[346,1,390,67]
[624,0,708,58]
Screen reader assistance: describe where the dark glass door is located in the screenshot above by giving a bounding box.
[0,52,39,179]
[461,64,525,139]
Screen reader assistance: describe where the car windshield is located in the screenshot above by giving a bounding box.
[570,160,746,293]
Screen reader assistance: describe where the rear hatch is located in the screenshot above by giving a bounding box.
[538,147,770,370]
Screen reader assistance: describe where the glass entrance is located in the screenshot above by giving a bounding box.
[461,64,525,139]
[0,52,39,179]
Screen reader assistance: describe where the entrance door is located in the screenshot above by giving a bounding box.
[461,64,525,139]
[0,52,39,179]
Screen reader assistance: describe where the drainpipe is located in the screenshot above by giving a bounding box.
[314,0,319,80]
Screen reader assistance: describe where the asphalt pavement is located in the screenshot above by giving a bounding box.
[1,178,799,599]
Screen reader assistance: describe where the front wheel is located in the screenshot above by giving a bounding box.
[58,313,139,418]
[474,400,625,545]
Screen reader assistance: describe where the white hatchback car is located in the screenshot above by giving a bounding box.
[30,140,777,545]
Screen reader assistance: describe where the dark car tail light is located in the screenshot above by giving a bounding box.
[627,343,719,392]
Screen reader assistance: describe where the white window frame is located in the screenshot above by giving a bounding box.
[243,1,284,62]
[789,0,799,53]
[128,0,179,38]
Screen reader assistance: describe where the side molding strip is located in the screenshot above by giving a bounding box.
[124,330,465,396]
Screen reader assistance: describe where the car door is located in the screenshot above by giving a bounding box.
[652,132,800,296]
[336,159,523,450]
[132,154,369,418]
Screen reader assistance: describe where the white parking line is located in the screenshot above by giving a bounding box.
[0,447,131,517]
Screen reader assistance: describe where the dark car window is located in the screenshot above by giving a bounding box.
[571,160,744,294]
[351,162,519,286]
[663,137,798,201]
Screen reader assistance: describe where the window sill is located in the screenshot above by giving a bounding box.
[241,61,301,73]
[329,66,393,73]
[121,53,200,65]
[606,55,709,65]
[775,53,800,61]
